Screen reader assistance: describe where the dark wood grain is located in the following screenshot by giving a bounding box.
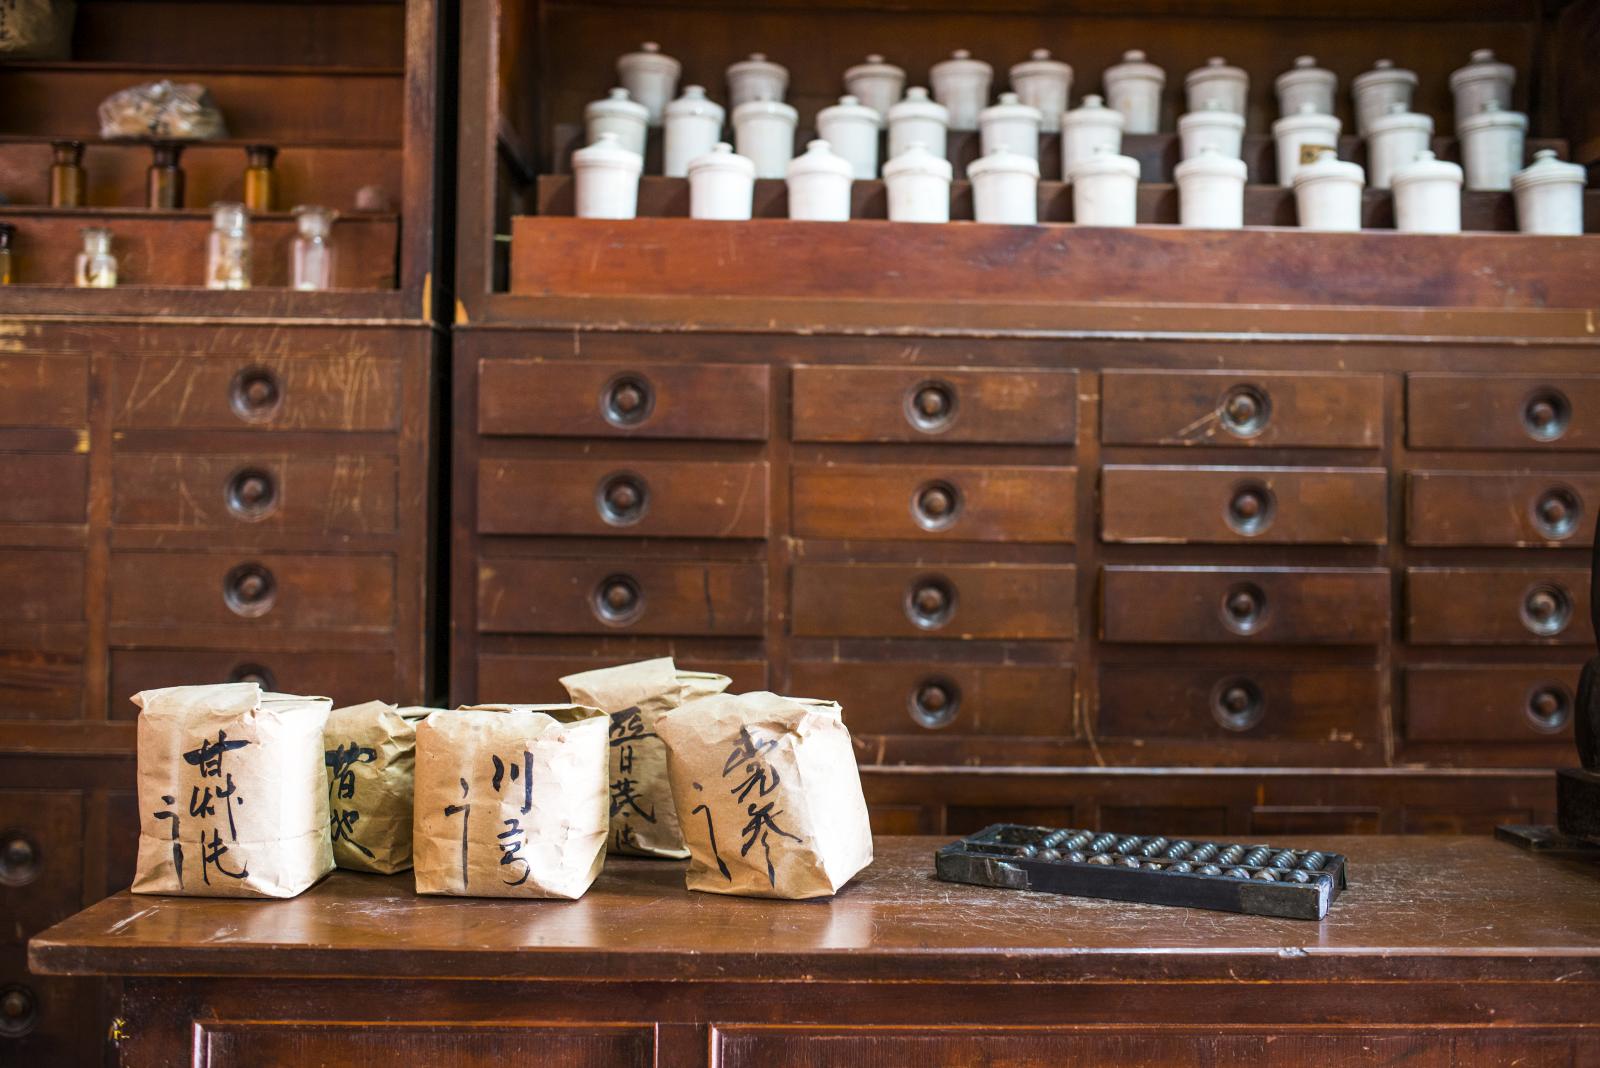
[791,563,1076,640]
[1100,566,1390,645]
[0,452,88,524]
[792,464,1075,543]
[0,550,85,623]
[108,551,395,631]
[1407,374,1600,450]
[1101,465,1387,545]
[477,557,766,636]
[108,649,400,719]
[792,366,1077,444]
[1098,665,1383,746]
[107,352,402,431]
[1100,370,1384,448]
[476,653,767,703]
[787,660,1076,739]
[478,361,771,440]
[0,354,88,427]
[478,458,769,538]
[1406,568,1595,646]
[1404,665,1580,743]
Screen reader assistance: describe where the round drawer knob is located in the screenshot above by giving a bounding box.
[1221,385,1270,437]
[1526,684,1572,733]
[905,576,956,629]
[602,374,653,427]
[227,662,275,690]
[1533,486,1580,539]
[906,381,956,432]
[0,834,38,886]
[1220,583,1266,635]
[1523,390,1570,442]
[912,480,960,530]
[908,678,960,729]
[0,985,36,1037]
[226,467,277,519]
[597,472,647,525]
[1226,483,1274,535]
[593,574,644,625]
[1521,584,1572,636]
[223,563,276,618]
[230,367,281,421]
[1211,677,1265,731]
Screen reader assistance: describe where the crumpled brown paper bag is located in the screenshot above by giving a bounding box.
[559,657,732,858]
[132,683,333,898]
[656,691,874,899]
[324,701,437,874]
[413,704,609,899]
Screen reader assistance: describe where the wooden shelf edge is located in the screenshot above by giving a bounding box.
[0,286,417,322]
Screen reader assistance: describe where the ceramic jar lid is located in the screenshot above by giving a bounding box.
[586,87,649,122]
[931,48,993,79]
[1391,149,1462,188]
[968,145,1041,179]
[1276,55,1335,93]
[1353,58,1417,92]
[1179,101,1245,131]
[1367,101,1433,134]
[1186,56,1247,89]
[666,85,725,122]
[732,99,798,124]
[818,94,878,124]
[574,131,643,170]
[1292,149,1363,187]
[1070,144,1140,179]
[981,92,1042,123]
[787,139,853,179]
[845,53,904,82]
[883,141,953,180]
[1273,101,1341,135]
[728,52,788,83]
[687,141,754,177]
[1010,48,1071,80]
[1457,98,1527,132]
[1063,94,1125,129]
[617,41,680,78]
[1106,49,1164,84]
[1450,48,1515,91]
[1512,148,1585,190]
[888,86,949,122]
[1174,144,1247,181]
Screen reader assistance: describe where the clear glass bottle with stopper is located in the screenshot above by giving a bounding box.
[290,205,336,291]
[205,202,251,290]
[75,227,117,288]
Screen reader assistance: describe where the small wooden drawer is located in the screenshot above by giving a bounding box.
[791,563,1076,640]
[0,550,83,623]
[1100,566,1390,645]
[109,354,401,431]
[113,453,398,534]
[0,648,82,719]
[0,788,84,941]
[1407,373,1600,450]
[0,354,88,427]
[786,660,1075,737]
[477,360,770,440]
[0,453,87,524]
[109,649,399,718]
[1404,665,1579,742]
[1102,369,1384,448]
[1098,665,1382,741]
[477,558,766,636]
[477,654,768,703]
[792,463,1075,543]
[1101,465,1387,544]
[1407,568,1593,645]
[478,459,768,538]
[108,552,395,630]
[1407,471,1600,546]
[792,366,1077,444]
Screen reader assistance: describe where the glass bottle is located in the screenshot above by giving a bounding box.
[0,223,14,285]
[205,202,251,290]
[243,145,278,213]
[49,140,86,208]
[147,141,186,210]
[74,227,117,288]
[290,205,335,291]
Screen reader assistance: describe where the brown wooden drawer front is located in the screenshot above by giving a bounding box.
[791,564,1076,640]
[109,552,395,630]
[196,1022,654,1067]
[0,648,82,719]
[0,788,84,941]
[1405,665,1579,743]
[112,453,398,534]
[1101,567,1390,645]
[792,464,1075,543]
[1098,665,1382,742]
[109,650,398,719]
[0,354,88,427]
[0,453,87,524]
[109,354,401,431]
[0,550,84,622]
[478,459,768,538]
[787,660,1075,737]
[478,360,770,440]
[1407,373,1600,451]
[477,558,766,636]
[1101,370,1384,448]
[477,655,768,703]
[1407,471,1600,547]
[1406,568,1593,645]
[792,366,1077,444]
[1101,465,1387,545]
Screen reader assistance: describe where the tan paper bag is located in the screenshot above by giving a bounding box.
[132,683,333,898]
[324,701,437,874]
[413,704,609,899]
[657,691,874,899]
[559,657,732,858]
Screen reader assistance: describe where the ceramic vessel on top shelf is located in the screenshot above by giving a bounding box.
[1449,48,1514,131]
[573,132,642,219]
[1458,99,1527,191]
[664,86,725,178]
[1351,59,1417,138]
[979,93,1043,163]
[687,142,755,220]
[733,99,798,179]
[1104,49,1164,134]
[883,142,952,223]
[585,88,649,159]
[727,53,789,108]
[1069,145,1140,227]
[786,139,853,222]
[844,54,905,120]
[1292,149,1364,231]
[1185,56,1248,117]
[616,42,680,126]
[930,49,993,131]
[1391,150,1463,234]
[969,145,1040,225]
[1178,100,1245,160]
[1367,102,1434,190]
[1272,102,1341,188]
[1276,56,1336,117]
[1009,49,1072,133]
[817,95,880,179]
[1175,145,1246,229]
[1512,149,1585,236]
[888,87,949,162]
[1061,93,1124,182]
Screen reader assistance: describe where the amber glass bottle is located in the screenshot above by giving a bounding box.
[49,141,86,208]
[243,145,278,212]
[146,141,186,209]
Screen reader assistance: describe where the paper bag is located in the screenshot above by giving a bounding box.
[559,657,732,858]
[656,691,874,899]
[132,683,333,898]
[324,701,436,874]
[413,704,609,899]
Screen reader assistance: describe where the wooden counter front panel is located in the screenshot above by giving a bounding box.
[478,459,769,538]
[477,558,766,637]
[478,360,771,440]
[793,464,1075,543]
[792,366,1077,444]
[1407,373,1600,450]
[1406,568,1594,645]
[791,564,1076,640]
[1101,370,1384,448]
[1100,567,1390,645]
[1101,465,1387,545]
[1408,470,1600,546]
[787,660,1076,738]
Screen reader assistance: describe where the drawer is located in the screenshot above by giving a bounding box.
[1406,568,1593,645]
[1407,373,1600,450]
[113,453,398,534]
[1407,471,1600,546]
[0,649,82,720]
[477,654,768,703]
[792,366,1076,444]
[786,660,1075,737]
[792,463,1075,543]
[477,558,766,636]
[1405,665,1579,742]
[109,353,401,431]
[791,563,1076,640]
[478,459,768,538]
[0,453,86,524]
[1101,369,1384,448]
[0,550,83,622]
[1101,465,1387,544]
[109,649,399,718]
[477,360,770,440]
[0,789,84,942]
[0,354,88,427]
[1097,665,1382,741]
[1101,566,1390,645]
[109,552,395,630]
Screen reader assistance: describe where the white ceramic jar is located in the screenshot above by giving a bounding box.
[786,139,853,222]
[686,142,755,220]
[1458,99,1527,191]
[1272,102,1341,188]
[727,53,789,108]
[930,49,993,131]
[1069,145,1140,227]
[573,132,642,219]
[843,54,905,121]
[663,85,725,178]
[732,99,798,179]
[1178,100,1245,160]
[1276,56,1336,117]
[1061,94,1125,183]
[1103,49,1165,134]
[1450,48,1515,132]
[1292,150,1364,231]
[1009,49,1072,132]
[585,88,649,159]
[979,92,1042,162]
[817,95,881,179]
[1512,149,1586,236]
[887,87,949,162]
[883,142,952,223]
[616,42,680,127]
[1366,103,1434,190]
[1391,150,1463,234]
[968,146,1040,225]
[1351,59,1418,138]
[1174,145,1246,228]
[1185,56,1248,117]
